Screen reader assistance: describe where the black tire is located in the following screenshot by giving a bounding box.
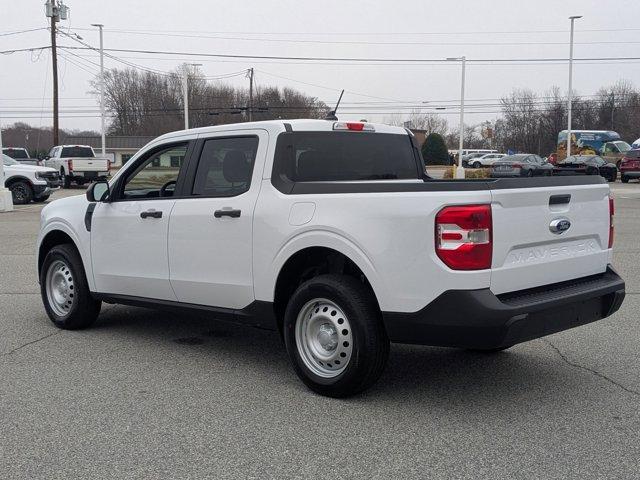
[33,195,50,203]
[283,274,389,397]
[40,244,101,329]
[472,161,482,169]
[621,175,629,183]
[8,180,33,204]
[61,169,71,188]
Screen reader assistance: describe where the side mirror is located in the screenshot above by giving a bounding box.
[86,181,110,202]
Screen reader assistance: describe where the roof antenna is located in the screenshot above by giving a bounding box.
[325,89,344,121]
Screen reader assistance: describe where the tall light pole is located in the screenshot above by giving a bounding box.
[91,24,105,158]
[182,63,202,129]
[566,15,582,159]
[447,56,466,179]
[0,124,14,212]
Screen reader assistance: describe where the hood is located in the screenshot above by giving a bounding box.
[5,164,57,174]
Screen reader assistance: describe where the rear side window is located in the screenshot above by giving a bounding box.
[192,136,258,197]
[4,148,28,159]
[61,146,94,157]
[274,132,420,182]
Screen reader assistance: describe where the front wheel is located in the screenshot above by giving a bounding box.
[621,175,629,183]
[8,180,33,204]
[40,244,101,329]
[472,161,482,169]
[283,274,389,397]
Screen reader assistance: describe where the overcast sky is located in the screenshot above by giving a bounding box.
[2,0,639,133]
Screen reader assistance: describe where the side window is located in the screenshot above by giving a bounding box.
[192,136,258,197]
[122,143,187,200]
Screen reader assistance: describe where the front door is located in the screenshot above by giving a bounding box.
[168,132,266,309]
[91,142,190,300]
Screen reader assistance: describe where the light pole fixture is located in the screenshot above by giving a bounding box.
[183,63,203,129]
[91,23,106,159]
[566,15,582,159]
[447,56,466,179]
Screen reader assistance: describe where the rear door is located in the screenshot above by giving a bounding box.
[167,130,267,309]
[490,182,611,294]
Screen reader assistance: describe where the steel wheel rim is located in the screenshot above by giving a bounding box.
[45,260,76,317]
[295,298,353,378]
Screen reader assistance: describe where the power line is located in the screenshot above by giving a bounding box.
[51,46,640,64]
[0,27,48,37]
[54,28,640,46]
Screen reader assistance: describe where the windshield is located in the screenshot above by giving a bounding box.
[2,154,19,166]
[61,146,94,158]
[273,132,420,182]
[3,148,29,159]
[614,141,631,153]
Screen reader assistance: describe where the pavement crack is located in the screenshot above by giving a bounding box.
[541,338,640,397]
[2,331,60,356]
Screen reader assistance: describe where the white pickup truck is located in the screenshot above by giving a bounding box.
[36,120,625,397]
[43,145,110,188]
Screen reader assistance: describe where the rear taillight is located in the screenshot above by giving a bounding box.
[435,204,493,270]
[512,163,523,168]
[608,195,615,249]
[68,159,73,172]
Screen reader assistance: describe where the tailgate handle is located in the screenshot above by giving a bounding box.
[549,194,571,206]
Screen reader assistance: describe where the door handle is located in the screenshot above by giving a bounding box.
[140,209,163,219]
[214,209,241,218]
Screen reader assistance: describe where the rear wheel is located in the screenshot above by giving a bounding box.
[621,175,629,183]
[8,180,33,204]
[40,244,101,329]
[283,274,389,397]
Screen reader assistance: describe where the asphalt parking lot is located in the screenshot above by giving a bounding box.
[1,183,639,479]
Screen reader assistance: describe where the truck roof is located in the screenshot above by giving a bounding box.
[152,119,409,144]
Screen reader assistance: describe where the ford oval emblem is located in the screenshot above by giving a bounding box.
[549,218,571,234]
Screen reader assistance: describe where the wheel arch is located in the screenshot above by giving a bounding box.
[272,245,382,332]
[5,175,34,188]
[37,225,93,291]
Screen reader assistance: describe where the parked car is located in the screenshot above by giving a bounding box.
[461,152,485,167]
[631,138,640,149]
[36,119,624,397]
[2,153,60,204]
[601,140,632,169]
[554,155,618,182]
[620,149,640,183]
[43,145,110,188]
[2,147,38,165]
[469,153,507,168]
[490,154,553,177]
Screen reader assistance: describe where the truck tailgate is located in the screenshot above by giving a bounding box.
[66,157,109,172]
[490,183,611,295]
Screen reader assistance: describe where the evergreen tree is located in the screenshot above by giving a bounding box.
[421,132,449,165]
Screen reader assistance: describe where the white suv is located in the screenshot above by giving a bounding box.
[2,153,60,204]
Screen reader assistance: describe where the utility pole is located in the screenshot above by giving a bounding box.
[566,15,582,159]
[45,1,70,147]
[0,123,14,212]
[91,23,105,157]
[610,92,615,130]
[447,56,466,179]
[248,68,254,122]
[182,63,202,129]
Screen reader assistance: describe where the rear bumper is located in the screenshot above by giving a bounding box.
[382,266,625,349]
[620,170,640,178]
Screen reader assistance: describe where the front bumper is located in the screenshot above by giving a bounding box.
[382,266,625,349]
[620,170,640,178]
